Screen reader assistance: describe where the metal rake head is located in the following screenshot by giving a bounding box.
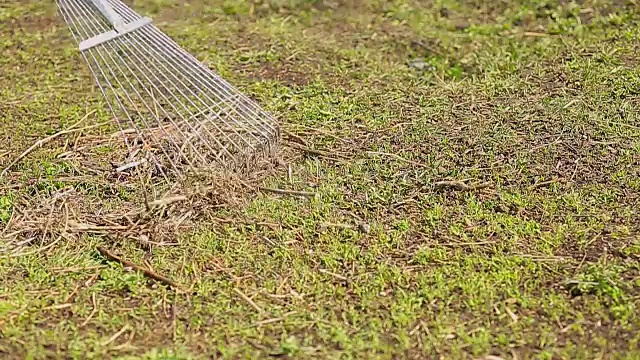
[55,0,281,186]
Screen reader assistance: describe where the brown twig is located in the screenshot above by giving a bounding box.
[63,284,81,303]
[289,124,349,144]
[523,31,548,37]
[287,143,344,161]
[213,217,281,230]
[528,137,562,153]
[147,195,188,207]
[318,222,371,234]
[528,179,561,190]
[80,293,98,327]
[10,232,68,257]
[1,111,104,176]
[247,311,297,328]
[233,288,263,313]
[366,151,427,168]
[283,130,309,146]
[50,265,108,274]
[410,40,442,56]
[68,221,130,233]
[505,306,519,323]
[434,180,492,192]
[42,303,73,311]
[603,120,640,130]
[439,240,497,247]
[258,187,317,197]
[1,206,16,237]
[102,324,131,347]
[319,269,348,281]
[0,290,60,299]
[97,246,183,290]
[512,254,571,262]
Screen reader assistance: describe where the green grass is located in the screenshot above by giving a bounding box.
[1,0,640,359]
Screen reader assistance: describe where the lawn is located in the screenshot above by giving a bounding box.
[1,0,639,359]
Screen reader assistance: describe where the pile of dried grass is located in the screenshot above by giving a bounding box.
[0,116,278,257]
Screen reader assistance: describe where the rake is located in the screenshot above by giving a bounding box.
[55,0,281,194]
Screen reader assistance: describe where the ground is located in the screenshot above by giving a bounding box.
[1,0,640,359]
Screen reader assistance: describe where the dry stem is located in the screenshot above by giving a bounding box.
[434,180,492,192]
[97,246,183,290]
[1,110,104,176]
[258,187,317,197]
[233,288,264,313]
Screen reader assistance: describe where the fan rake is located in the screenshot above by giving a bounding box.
[55,0,281,196]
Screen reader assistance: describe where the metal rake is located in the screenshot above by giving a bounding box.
[55,0,281,188]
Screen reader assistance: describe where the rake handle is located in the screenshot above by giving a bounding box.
[87,0,125,30]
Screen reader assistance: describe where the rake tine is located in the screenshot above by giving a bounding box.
[55,0,281,194]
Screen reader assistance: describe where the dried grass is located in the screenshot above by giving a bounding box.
[0,121,279,257]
